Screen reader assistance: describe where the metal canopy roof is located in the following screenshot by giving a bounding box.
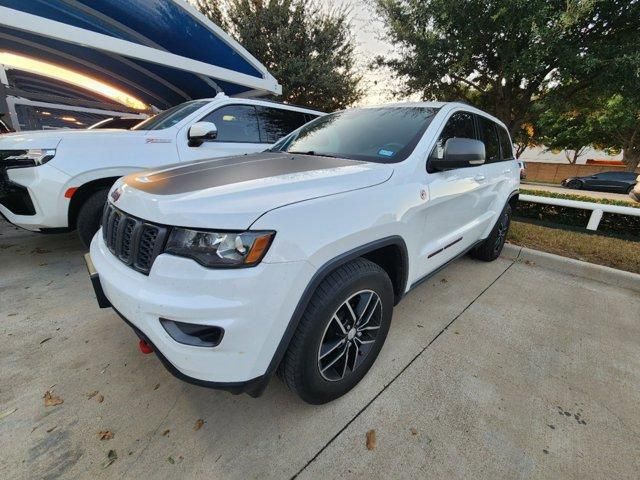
[0,0,282,111]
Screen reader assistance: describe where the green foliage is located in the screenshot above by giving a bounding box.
[520,189,640,209]
[534,95,596,164]
[589,95,640,170]
[196,0,363,112]
[373,0,640,159]
[515,201,640,239]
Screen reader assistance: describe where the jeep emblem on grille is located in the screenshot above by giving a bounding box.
[111,187,122,202]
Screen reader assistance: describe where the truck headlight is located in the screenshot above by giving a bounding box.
[3,149,56,168]
[165,229,275,267]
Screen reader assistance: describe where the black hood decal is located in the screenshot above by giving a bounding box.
[123,152,365,195]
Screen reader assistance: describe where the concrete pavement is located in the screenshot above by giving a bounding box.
[1,220,638,479]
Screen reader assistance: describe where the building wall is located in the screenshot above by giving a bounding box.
[525,162,640,184]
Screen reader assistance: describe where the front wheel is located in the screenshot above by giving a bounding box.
[76,189,108,248]
[471,204,512,262]
[279,258,394,404]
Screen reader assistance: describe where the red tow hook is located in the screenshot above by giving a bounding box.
[138,339,154,354]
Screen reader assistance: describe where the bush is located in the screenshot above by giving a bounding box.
[520,189,640,209]
[514,199,640,239]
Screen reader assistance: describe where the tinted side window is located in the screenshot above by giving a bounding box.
[430,111,475,161]
[479,117,500,163]
[258,107,309,143]
[201,105,260,143]
[498,126,514,160]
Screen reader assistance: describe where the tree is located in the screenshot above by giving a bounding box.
[196,0,363,112]
[535,96,594,164]
[591,95,640,171]
[373,0,640,156]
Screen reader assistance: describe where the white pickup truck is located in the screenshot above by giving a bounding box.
[0,94,322,246]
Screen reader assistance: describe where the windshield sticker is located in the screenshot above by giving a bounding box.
[378,149,395,157]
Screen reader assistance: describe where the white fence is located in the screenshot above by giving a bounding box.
[519,194,640,232]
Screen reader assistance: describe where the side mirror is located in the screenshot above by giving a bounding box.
[188,121,217,146]
[430,138,485,170]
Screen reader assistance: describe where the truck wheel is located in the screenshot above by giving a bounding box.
[280,258,394,404]
[77,189,108,248]
[471,204,511,262]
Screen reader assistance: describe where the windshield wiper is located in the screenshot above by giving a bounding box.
[288,151,337,158]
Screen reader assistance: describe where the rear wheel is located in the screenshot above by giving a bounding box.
[471,204,511,262]
[76,189,108,248]
[280,258,394,404]
[566,179,582,189]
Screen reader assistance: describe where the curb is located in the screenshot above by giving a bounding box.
[502,243,640,293]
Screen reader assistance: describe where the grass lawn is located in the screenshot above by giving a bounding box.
[507,221,640,274]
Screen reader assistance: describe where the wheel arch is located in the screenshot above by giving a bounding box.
[68,177,119,229]
[266,236,409,379]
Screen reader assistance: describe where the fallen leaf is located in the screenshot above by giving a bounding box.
[440,278,448,283]
[416,324,424,328]
[162,429,170,436]
[153,383,160,390]
[0,408,17,421]
[8,313,17,317]
[102,450,117,469]
[366,430,376,450]
[193,419,205,431]
[46,426,57,433]
[410,428,418,435]
[97,394,104,403]
[167,456,175,465]
[39,337,52,345]
[43,391,63,407]
[99,431,114,441]
[31,247,51,254]
[87,391,99,400]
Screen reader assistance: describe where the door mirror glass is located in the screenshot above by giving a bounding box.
[431,138,485,170]
[188,121,217,146]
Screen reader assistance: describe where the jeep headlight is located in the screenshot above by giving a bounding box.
[3,149,56,168]
[165,229,275,267]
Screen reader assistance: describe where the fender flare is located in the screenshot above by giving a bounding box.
[262,235,409,381]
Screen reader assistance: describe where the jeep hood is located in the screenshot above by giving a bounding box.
[114,152,393,229]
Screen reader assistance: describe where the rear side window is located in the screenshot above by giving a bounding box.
[202,105,261,143]
[478,117,500,163]
[498,126,514,160]
[430,111,475,161]
[258,107,309,143]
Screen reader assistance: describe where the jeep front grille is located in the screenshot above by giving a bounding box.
[101,203,168,275]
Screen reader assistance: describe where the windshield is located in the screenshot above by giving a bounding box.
[272,107,439,163]
[133,100,209,131]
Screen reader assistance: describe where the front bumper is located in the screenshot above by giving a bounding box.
[89,233,314,394]
[0,164,71,230]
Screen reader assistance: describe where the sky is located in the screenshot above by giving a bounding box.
[325,0,399,105]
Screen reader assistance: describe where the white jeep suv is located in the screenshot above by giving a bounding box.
[87,102,519,404]
[0,94,321,246]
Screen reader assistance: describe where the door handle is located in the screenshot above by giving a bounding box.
[474,175,486,182]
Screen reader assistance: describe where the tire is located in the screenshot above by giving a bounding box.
[566,179,582,189]
[76,189,108,248]
[471,204,512,262]
[627,185,635,195]
[279,258,394,404]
